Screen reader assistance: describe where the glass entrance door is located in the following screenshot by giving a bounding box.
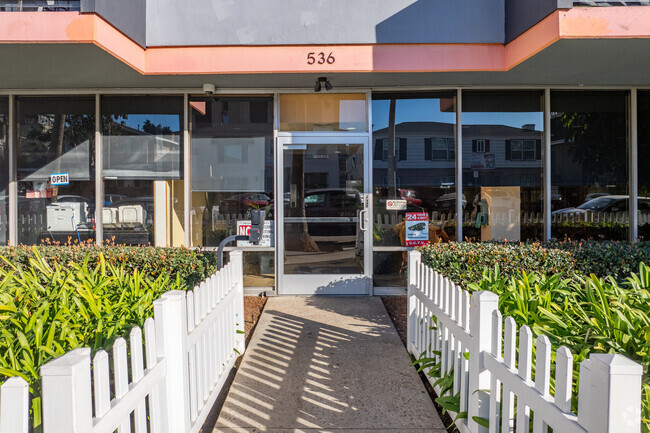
[277,137,371,294]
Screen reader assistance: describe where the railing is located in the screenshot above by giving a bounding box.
[0,251,245,433]
[574,1,650,5]
[374,210,640,231]
[407,250,644,433]
[0,1,80,11]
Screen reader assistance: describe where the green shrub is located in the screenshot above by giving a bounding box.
[550,240,650,280]
[419,240,650,284]
[466,264,650,433]
[0,249,187,429]
[419,242,577,286]
[0,245,218,288]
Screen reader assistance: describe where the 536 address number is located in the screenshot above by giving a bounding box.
[307,52,335,65]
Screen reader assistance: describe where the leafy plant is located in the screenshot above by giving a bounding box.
[465,264,650,432]
[0,248,188,430]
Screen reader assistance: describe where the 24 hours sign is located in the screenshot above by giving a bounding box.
[405,212,429,246]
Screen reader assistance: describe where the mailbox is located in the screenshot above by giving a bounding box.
[248,209,265,245]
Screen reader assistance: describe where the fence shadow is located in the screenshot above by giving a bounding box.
[213,298,441,431]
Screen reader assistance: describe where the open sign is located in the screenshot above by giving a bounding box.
[50,173,69,186]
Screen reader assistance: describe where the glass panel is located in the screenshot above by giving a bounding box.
[551,91,628,240]
[372,93,457,245]
[16,97,95,245]
[283,143,364,274]
[103,180,154,245]
[243,251,275,288]
[190,97,274,247]
[279,93,367,132]
[638,91,650,240]
[101,96,183,246]
[462,91,544,241]
[101,96,183,180]
[0,98,7,245]
[373,251,407,287]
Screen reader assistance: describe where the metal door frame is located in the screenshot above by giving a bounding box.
[275,135,372,295]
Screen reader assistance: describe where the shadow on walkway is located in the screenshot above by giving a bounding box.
[213,297,445,432]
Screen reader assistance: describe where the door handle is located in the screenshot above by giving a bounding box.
[359,209,368,231]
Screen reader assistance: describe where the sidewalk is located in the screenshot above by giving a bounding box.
[213,297,446,432]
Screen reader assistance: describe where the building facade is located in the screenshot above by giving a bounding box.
[1,0,650,294]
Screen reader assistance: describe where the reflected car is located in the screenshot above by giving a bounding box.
[435,193,467,212]
[285,188,362,236]
[221,193,271,213]
[397,188,422,207]
[552,195,650,215]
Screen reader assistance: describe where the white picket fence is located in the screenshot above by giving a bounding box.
[0,251,245,433]
[407,250,644,433]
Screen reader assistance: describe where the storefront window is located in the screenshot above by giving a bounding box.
[280,93,367,132]
[638,91,650,240]
[190,97,274,252]
[371,93,456,286]
[462,91,544,241]
[372,93,456,245]
[102,96,183,245]
[0,98,8,245]
[551,91,628,240]
[16,97,95,245]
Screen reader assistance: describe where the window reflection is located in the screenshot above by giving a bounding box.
[282,143,364,274]
[102,96,184,245]
[372,93,457,249]
[551,91,628,240]
[638,91,650,240]
[190,97,274,247]
[16,97,95,245]
[462,91,544,241]
[0,98,7,245]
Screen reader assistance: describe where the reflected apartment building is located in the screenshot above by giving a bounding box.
[1,0,650,294]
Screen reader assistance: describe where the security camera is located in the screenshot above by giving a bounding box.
[203,84,216,95]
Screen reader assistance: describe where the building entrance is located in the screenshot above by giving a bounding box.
[276,136,371,294]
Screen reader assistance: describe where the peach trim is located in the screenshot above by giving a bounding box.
[504,11,561,69]
[504,7,650,69]
[145,44,504,75]
[1,7,649,76]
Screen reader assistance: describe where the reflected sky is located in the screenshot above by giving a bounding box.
[372,99,543,131]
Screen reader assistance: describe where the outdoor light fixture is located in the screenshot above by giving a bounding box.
[314,77,333,92]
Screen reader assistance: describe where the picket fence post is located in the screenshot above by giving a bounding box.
[578,354,643,433]
[468,291,499,433]
[0,377,29,433]
[407,250,421,355]
[40,347,92,433]
[154,290,190,433]
[230,251,246,353]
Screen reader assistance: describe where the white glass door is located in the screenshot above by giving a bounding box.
[276,136,371,294]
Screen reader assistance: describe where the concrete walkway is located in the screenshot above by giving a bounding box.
[213,297,446,432]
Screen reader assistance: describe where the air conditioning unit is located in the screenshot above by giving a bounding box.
[119,205,146,225]
[102,208,119,226]
[47,202,87,232]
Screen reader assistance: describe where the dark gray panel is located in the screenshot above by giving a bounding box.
[82,0,146,46]
[505,0,572,43]
[146,0,504,46]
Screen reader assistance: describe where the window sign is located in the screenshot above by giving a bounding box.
[405,212,429,246]
[50,173,69,186]
[386,199,407,210]
[236,220,274,247]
